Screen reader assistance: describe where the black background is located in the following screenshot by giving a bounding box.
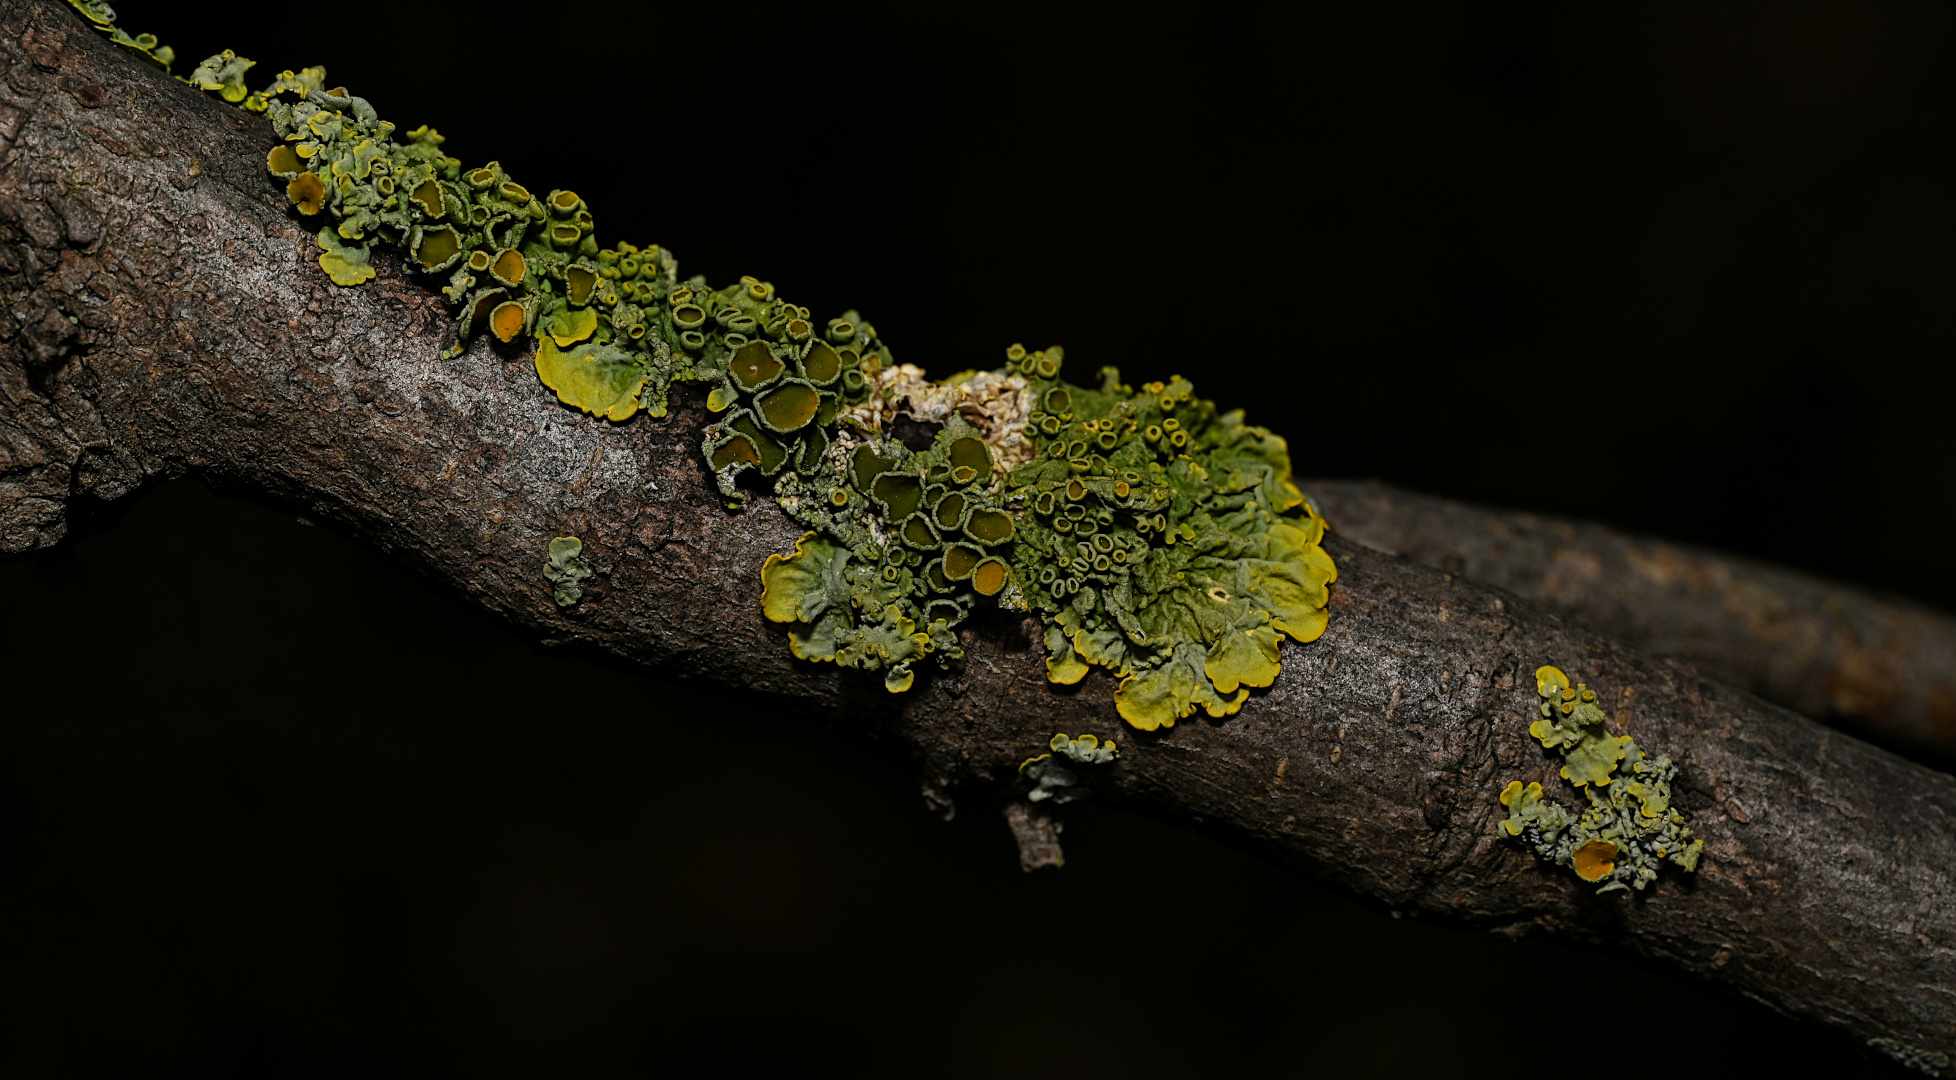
[3,0,1951,1074]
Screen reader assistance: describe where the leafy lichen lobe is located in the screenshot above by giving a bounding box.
[1499,666,1703,893]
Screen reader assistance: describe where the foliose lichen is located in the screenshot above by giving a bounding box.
[1018,733,1121,803]
[1499,665,1704,894]
[1049,732,1118,765]
[64,1,175,70]
[93,0,1338,730]
[543,537,592,608]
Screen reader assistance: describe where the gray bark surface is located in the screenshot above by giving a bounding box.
[1312,479,1956,763]
[2,2,1950,1067]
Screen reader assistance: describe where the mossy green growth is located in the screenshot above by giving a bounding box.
[1499,665,1704,894]
[116,3,1336,728]
[543,536,592,608]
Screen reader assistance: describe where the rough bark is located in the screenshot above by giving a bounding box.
[2,3,1951,1069]
[1310,479,1956,764]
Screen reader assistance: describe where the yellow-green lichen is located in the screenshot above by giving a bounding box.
[1498,665,1704,894]
[1018,732,1122,803]
[1048,732,1119,765]
[314,227,374,287]
[543,536,592,608]
[110,4,1337,732]
[1004,351,1336,730]
[65,2,176,70]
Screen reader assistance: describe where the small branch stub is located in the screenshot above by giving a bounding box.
[1004,801,1064,872]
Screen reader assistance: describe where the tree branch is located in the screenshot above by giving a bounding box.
[2,2,1950,1067]
[1310,479,1956,764]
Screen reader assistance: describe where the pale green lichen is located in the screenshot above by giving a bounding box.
[543,537,592,608]
[1017,732,1121,803]
[1499,665,1704,893]
[65,1,175,69]
[1869,1037,1949,1077]
[94,3,1337,729]
[314,227,375,287]
[1049,732,1118,765]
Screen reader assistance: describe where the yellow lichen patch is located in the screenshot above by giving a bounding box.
[964,508,1013,545]
[901,517,939,548]
[871,473,923,519]
[729,340,785,391]
[266,144,303,178]
[1112,645,1250,731]
[490,248,526,287]
[547,306,598,347]
[710,436,761,471]
[1499,664,1704,893]
[761,532,839,623]
[972,559,1008,597]
[706,385,739,413]
[1536,665,1570,697]
[947,435,993,486]
[1204,621,1284,695]
[802,341,843,385]
[414,225,462,271]
[314,227,374,286]
[535,338,646,421]
[1047,649,1090,685]
[489,301,526,343]
[1572,840,1618,882]
[942,544,983,581]
[565,265,598,306]
[461,288,507,335]
[409,178,444,218]
[757,383,821,433]
[287,172,326,215]
[1498,781,1543,836]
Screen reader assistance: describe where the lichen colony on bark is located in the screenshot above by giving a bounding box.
[0,2,1953,1071]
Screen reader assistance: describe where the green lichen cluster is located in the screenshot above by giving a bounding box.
[101,1,1338,727]
[758,345,1337,728]
[1499,666,1704,894]
[697,302,889,498]
[255,71,707,419]
[1018,733,1121,804]
[758,412,1017,693]
[543,537,592,608]
[65,1,174,69]
[1001,348,1336,730]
